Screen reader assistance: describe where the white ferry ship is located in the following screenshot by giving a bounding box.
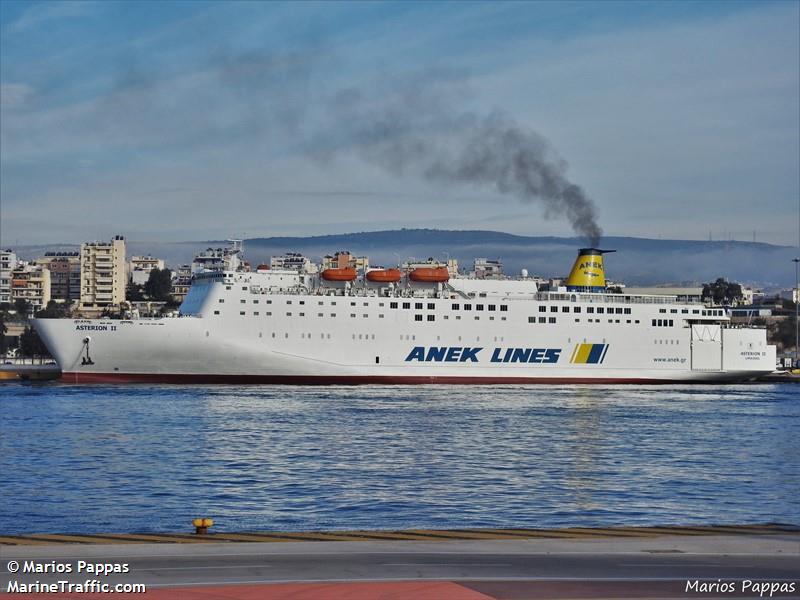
[34,248,776,384]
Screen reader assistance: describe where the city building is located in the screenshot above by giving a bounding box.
[191,240,243,274]
[171,265,192,304]
[129,255,166,286]
[0,249,18,305]
[11,263,51,313]
[270,252,318,273]
[473,258,503,279]
[80,236,126,310]
[322,251,370,274]
[35,252,80,302]
[401,257,459,277]
[779,287,799,304]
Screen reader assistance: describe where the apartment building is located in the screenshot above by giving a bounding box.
[80,236,126,309]
[129,255,165,286]
[10,263,51,313]
[0,249,18,305]
[35,252,80,302]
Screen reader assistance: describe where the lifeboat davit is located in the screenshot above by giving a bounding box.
[366,268,402,283]
[321,267,357,281]
[409,266,449,283]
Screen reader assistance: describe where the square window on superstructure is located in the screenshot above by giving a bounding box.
[299,312,305,317]
[575,318,580,322]
[464,304,472,310]
[390,302,398,309]
[318,313,323,317]
[562,306,569,313]
[500,305,508,312]
[240,311,245,315]
[682,309,688,314]
[218,299,224,303]
[253,300,259,304]
[330,313,336,317]
[587,307,594,313]
[287,300,292,305]
[427,315,435,321]
[287,312,292,316]
[624,308,631,314]
[415,302,423,309]
[550,306,558,312]
[242,286,247,291]
[240,299,246,304]
[266,311,272,316]
[476,304,484,311]
[670,309,677,313]
[427,303,435,310]
[539,316,546,323]
[379,314,385,318]
[528,317,535,323]
[474,316,480,320]
[318,301,323,305]
[415,314,423,321]
[597,307,604,314]
[456,315,461,320]
[299,300,305,305]
[488,305,496,311]
[574,306,581,313]
[350,313,356,318]
[363,302,368,307]
[363,314,368,318]
[659,308,666,313]
[379,302,384,307]
[693,309,699,314]
[226,286,231,290]
[452,303,460,310]
[615,308,623,314]
[214,310,220,315]
[652,319,657,326]
[549,317,556,323]
[669,319,674,326]
[254,311,259,316]
[403,302,410,309]
[351,301,356,306]
[267,300,272,304]
[635,319,639,323]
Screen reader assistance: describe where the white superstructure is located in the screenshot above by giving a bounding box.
[34,248,776,384]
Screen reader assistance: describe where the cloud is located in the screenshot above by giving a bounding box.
[7,1,94,34]
[0,83,34,110]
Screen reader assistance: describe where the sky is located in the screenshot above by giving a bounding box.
[1,0,798,247]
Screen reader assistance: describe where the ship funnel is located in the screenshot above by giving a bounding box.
[565,248,615,292]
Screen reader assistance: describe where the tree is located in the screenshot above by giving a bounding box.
[701,278,743,306]
[19,326,50,360]
[35,300,72,319]
[144,268,173,302]
[0,310,7,356]
[127,283,145,302]
[13,298,31,317]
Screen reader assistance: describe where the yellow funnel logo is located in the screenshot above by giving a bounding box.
[566,248,613,292]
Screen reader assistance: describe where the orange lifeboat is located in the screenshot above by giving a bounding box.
[409,266,449,283]
[366,268,401,283]
[321,267,357,281]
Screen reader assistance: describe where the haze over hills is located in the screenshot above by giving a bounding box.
[12,229,798,289]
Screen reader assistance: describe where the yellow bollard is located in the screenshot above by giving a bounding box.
[193,518,214,535]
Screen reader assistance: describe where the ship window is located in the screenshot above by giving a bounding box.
[403,302,410,309]
[427,315,435,321]
[624,308,631,314]
[635,319,640,323]
[669,319,674,326]
[242,286,247,291]
[539,317,546,323]
[550,306,558,312]
[254,311,259,316]
[539,306,546,312]
[267,311,272,316]
[287,300,292,305]
[428,303,435,310]
[415,314,423,321]
[299,312,305,317]
[575,318,580,322]
[351,301,356,306]
[549,317,556,323]
[318,301,323,305]
[670,309,677,314]
[475,316,480,320]
[702,310,707,316]
[240,311,245,315]
[331,301,336,306]
[363,314,368,318]
[500,305,507,312]
[415,302,423,309]
[444,315,449,320]
[615,319,620,323]
[659,308,666,313]
[574,307,581,313]
[456,315,461,320]
[626,319,631,323]
[476,304,484,311]
[658,319,663,326]
[214,310,220,315]
[562,306,569,313]
[390,302,398,309]
[452,303,460,310]
[464,304,472,310]
[528,317,535,323]
[379,314,384,318]
[693,309,699,314]
[682,309,688,314]
[587,307,594,313]
[652,319,657,326]
[300,301,305,305]
[267,300,272,304]
[488,305,496,311]
[226,286,231,290]
[608,319,613,323]
[597,307,604,314]
[318,312,323,317]
[375,356,380,364]
[287,312,292,316]
[350,313,356,318]
[615,308,623,314]
[240,299,246,304]
[253,299,259,304]
[379,303,384,307]
[218,299,224,303]
[331,313,336,317]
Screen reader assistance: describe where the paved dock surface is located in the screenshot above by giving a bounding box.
[2,528,798,599]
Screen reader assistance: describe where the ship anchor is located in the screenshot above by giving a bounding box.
[81,336,94,366]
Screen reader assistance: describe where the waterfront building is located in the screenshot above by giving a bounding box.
[80,236,126,310]
[129,255,166,286]
[171,265,192,304]
[11,263,51,313]
[322,251,370,274]
[473,258,503,279]
[402,257,459,277]
[270,252,319,273]
[35,252,80,302]
[192,240,243,274]
[0,249,18,305]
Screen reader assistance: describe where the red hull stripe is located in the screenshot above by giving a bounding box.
[60,372,680,385]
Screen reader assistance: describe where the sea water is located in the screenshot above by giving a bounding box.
[1,383,797,534]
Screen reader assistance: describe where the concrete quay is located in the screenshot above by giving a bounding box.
[1,525,798,599]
